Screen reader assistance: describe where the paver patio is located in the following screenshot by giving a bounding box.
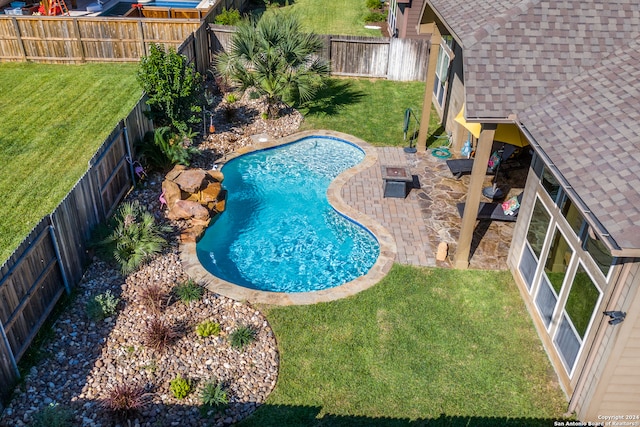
[341,146,529,270]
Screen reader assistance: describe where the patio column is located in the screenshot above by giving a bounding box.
[416,26,441,151]
[453,124,496,269]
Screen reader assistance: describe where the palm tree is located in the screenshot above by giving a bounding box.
[214,13,330,118]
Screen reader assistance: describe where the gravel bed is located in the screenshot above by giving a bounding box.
[0,95,304,427]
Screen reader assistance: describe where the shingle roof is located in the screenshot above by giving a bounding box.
[519,36,640,251]
[427,0,640,251]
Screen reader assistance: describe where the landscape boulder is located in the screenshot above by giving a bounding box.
[162,165,226,242]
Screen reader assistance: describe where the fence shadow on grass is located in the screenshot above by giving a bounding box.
[238,404,564,427]
[298,79,365,117]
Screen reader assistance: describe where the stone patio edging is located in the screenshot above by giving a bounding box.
[180,129,397,305]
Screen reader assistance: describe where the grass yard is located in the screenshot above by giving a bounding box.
[251,0,382,36]
[242,265,568,426]
[0,63,142,265]
[299,78,435,147]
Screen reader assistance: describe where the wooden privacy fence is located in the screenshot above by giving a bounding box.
[0,0,250,66]
[0,96,153,399]
[209,26,430,81]
[0,16,203,63]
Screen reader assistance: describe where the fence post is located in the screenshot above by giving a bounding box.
[137,20,146,57]
[0,322,20,381]
[123,125,136,187]
[10,17,26,61]
[72,18,86,63]
[48,223,71,295]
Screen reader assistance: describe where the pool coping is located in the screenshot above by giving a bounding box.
[180,129,397,305]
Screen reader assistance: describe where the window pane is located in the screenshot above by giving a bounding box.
[544,228,573,294]
[584,231,612,277]
[535,276,557,328]
[554,314,581,372]
[519,244,537,290]
[561,197,584,237]
[542,167,560,202]
[527,198,550,259]
[565,265,600,339]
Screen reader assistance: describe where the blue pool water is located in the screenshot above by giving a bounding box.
[196,136,380,293]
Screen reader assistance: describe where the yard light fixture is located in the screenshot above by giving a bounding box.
[603,311,626,325]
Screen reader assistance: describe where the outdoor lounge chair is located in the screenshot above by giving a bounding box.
[456,192,523,222]
[446,143,517,179]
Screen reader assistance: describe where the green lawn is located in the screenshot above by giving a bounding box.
[252,0,382,36]
[0,63,142,265]
[242,265,568,426]
[300,78,433,147]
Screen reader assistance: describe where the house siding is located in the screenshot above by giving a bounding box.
[581,262,640,422]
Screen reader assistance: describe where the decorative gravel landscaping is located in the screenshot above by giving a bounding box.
[0,94,303,427]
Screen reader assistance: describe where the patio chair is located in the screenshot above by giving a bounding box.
[456,192,523,222]
[446,143,517,179]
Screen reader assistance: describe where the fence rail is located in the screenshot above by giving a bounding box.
[209,26,429,81]
[0,96,153,399]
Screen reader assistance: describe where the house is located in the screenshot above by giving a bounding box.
[387,0,429,39]
[415,0,640,421]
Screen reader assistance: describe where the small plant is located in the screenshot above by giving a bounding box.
[100,200,170,274]
[229,324,257,350]
[102,383,148,420]
[200,381,229,411]
[31,402,74,427]
[143,318,178,352]
[363,11,386,23]
[196,320,221,338]
[365,0,382,9]
[139,284,168,313]
[86,290,120,321]
[214,7,241,25]
[174,279,204,303]
[248,90,261,100]
[225,93,238,103]
[170,374,191,399]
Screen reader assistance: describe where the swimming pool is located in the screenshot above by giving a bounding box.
[195,136,380,293]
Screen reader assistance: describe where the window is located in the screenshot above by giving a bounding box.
[387,0,398,37]
[543,227,573,294]
[433,36,453,107]
[541,167,560,202]
[526,198,550,259]
[561,197,583,237]
[554,264,601,373]
[584,229,613,277]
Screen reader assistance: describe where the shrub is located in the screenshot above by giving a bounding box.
[174,279,204,303]
[196,320,221,338]
[200,381,229,410]
[137,43,203,134]
[31,403,74,427]
[214,7,241,25]
[170,374,191,399]
[153,126,199,167]
[101,201,170,274]
[86,290,120,321]
[363,11,386,23]
[229,324,257,350]
[139,284,168,313]
[143,318,178,352]
[365,0,382,9]
[102,383,148,419]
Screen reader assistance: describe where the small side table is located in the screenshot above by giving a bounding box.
[382,165,413,198]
